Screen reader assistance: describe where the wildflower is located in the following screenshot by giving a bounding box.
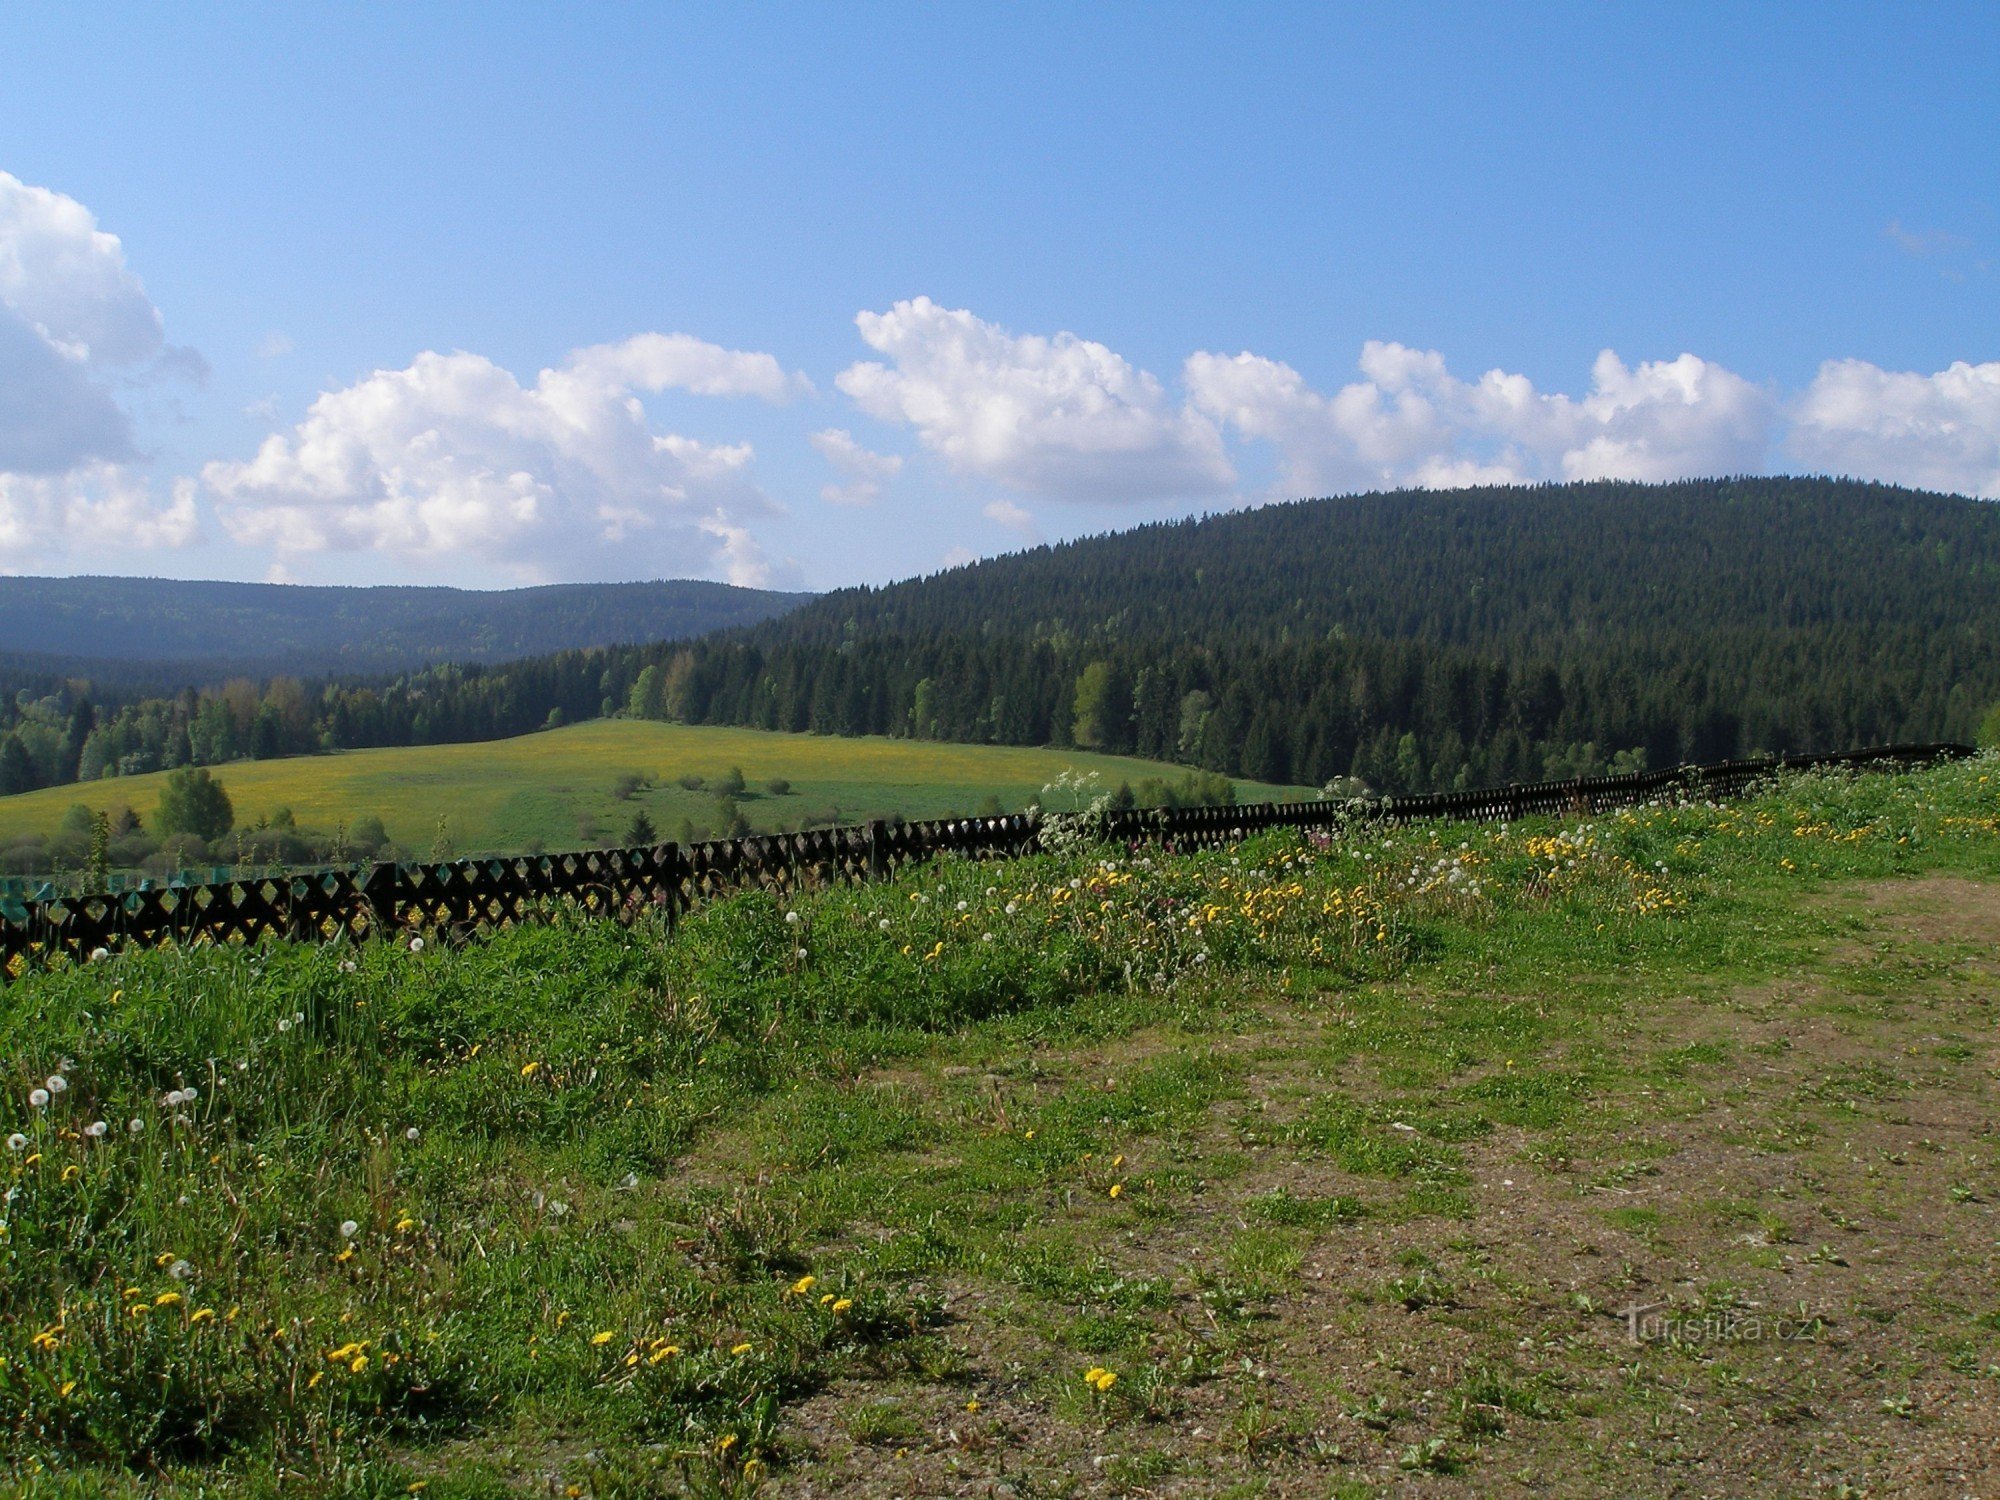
[45,1075,66,1094]
[1108,1183,1123,1198]
[591,1330,615,1346]
[717,1433,739,1453]
[965,1398,980,1412]
[520,1061,540,1077]
[406,1126,420,1142]
[790,1274,816,1296]
[189,1307,215,1325]
[1082,1366,1118,1392]
[350,1354,369,1373]
[155,1290,182,1307]
[395,1215,416,1232]
[28,1089,48,1108]
[277,1019,292,1033]
[785,910,800,925]
[61,1164,80,1182]
[85,1120,108,1139]
[832,1298,853,1314]
[878,919,892,931]
[796,947,808,960]
[409,937,424,952]
[89,947,109,962]
[731,1341,755,1355]
[5,1134,24,1152]
[955,900,969,912]
[647,1343,680,1364]
[339,1219,359,1238]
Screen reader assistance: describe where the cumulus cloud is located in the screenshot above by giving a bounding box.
[204,334,804,582]
[1790,358,2000,499]
[982,497,1041,541]
[0,169,202,563]
[810,427,903,506]
[0,168,171,475]
[1185,341,1774,493]
[0,463,199,569]
[836,297,1233,503]
[201,338,796,584]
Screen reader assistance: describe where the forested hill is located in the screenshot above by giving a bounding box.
[9,478,2000,799]
[762,478,2000,651]
[0,576,809,680]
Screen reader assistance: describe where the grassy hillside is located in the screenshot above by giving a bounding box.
[2,756,1996,1494]
[0,719,1309,855]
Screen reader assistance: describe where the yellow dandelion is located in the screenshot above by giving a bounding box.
[1108,1183,1123,1199]
[154,1291,181,1307]
[520,1061,540,1077]
[731,1341,755,1355]
[790,1274,816,1296]
[717,1433,739,1453]
[189,1308,215,1325]
[832,1298,853,1314]
[591,1330,615,1345]
[965,1398,980,1412]
[349,1355,369,1374]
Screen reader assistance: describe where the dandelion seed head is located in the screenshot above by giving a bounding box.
[28,1089,48,1108]
[127,1118,144,1134]
[5,1133,24,1152]
[84,1120,108,1138]
[339,1219,359,1238]
[45,1075,66,1094]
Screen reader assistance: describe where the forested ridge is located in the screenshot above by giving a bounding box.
[7,478,1998,799]
[0,575,808,679]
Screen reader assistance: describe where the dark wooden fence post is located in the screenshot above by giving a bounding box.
[662,842,681,934]
[868,820,887,882]
[362,860,399,938]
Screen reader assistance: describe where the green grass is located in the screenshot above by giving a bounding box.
[0,718,1312,853]
[3,756,1999,1494]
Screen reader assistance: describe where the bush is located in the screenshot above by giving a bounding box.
[156,768,234,842]
[764,778,792,797]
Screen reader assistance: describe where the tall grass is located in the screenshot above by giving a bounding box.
[1,755,1995,1494]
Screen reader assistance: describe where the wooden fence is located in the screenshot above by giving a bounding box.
[3,741,1972,975]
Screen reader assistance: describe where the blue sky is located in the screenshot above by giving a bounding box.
[1,3,1995,591]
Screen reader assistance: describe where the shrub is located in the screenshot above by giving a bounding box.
[156,768,234,842]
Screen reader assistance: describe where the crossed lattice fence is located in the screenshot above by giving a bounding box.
[1,742,1970,975]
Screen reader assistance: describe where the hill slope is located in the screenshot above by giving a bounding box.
[0,575,809,679]
[8,478,1998,798]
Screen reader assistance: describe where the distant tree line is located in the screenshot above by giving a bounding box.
[5,478,1999,800]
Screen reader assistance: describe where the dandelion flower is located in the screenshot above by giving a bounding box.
[84,1120,108,1139]
[784,910,800,925]
[409,937,424,952]
[1108,1183,1123,1199]
[731,1341,755,1355]
[790,1274,816,1296]
[189,1307,215,1325]
[520,1061,540,1077]
[155,1290,182,1307]
[832,1298,853,1314]
[45,1075,67,1094]
[169,1259,192,1280]
[4,1133,23,1152]
[405,1127,420,1141]
[350,1354,369,1373]
[127,1118,144,1135]
[590,1330,615,1345]
[339,1219,359,1238]
[965,1398,980,1412]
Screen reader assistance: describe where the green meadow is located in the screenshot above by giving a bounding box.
[0,719,1311,855]
[2,757,1997,1494]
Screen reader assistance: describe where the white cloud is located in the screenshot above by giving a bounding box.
[0,169,172,476]
[256,331,294,359]
[205,334,804,582]
[836,297,1234,503]
[982,497,1041,541]
[0,463,199,569]
[810,427,903,506]
[1789,358,2000,499]
[1185,341,1773,492]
